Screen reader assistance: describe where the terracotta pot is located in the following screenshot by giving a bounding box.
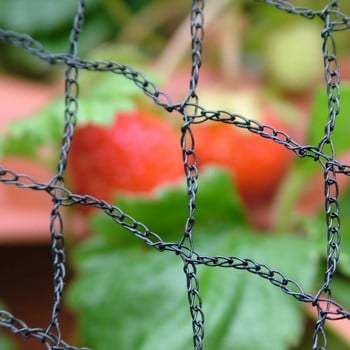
[0,75,60,243]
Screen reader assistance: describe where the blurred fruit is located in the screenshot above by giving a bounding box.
[263,21,324,92]
[193,91,293,209]
[68,109,183,202]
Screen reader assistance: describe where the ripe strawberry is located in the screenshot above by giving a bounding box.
[68,124,117,202]
[68,109,184,202]
[193,108,293,209]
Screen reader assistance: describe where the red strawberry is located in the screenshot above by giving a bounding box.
[193,107,293,210]
[68,109,184,202]
[68,124,117,202]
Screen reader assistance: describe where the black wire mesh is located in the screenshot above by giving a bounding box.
[1,0,350,349]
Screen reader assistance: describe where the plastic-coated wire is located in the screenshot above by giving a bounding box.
[1,0,350,349]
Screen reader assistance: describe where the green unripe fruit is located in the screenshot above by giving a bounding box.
[264,21,324,92]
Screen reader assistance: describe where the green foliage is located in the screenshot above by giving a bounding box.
[306,83,350,281]
[0,303,15,350]
[0,0,90,34]
[89,167,246,247]
[333,185,350,278]
[0,336,15,350]
[0,0,114,78]
[68,231,320,350]
[2,2,350,347]
[308,83,350,155]
[67,168,323,350]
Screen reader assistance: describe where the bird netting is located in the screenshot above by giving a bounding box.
[1,0,350,349]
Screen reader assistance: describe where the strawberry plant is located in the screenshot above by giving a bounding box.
[3,60,350,350]
[3,53,350,350]
[64,85,350,350]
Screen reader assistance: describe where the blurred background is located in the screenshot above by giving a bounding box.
[1,1,350,349]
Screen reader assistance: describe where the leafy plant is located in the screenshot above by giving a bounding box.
[3,72,350,349]
[66,168,322,350]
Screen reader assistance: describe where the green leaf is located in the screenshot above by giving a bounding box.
[1,99,64,158]
[0,302,16,350]
[329,275,350,312]
[89,167,247,247]
[37,11,115,56]
[0,1,115,77]
[77,73,139,126]
[333,186,350,277]
[198,228,321,349]
[67,228,320,350]
[68,249,193,349]
[0,336,15,350]
[275,83,350,228]
[308,83,350,155]
[0,0,99,35]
